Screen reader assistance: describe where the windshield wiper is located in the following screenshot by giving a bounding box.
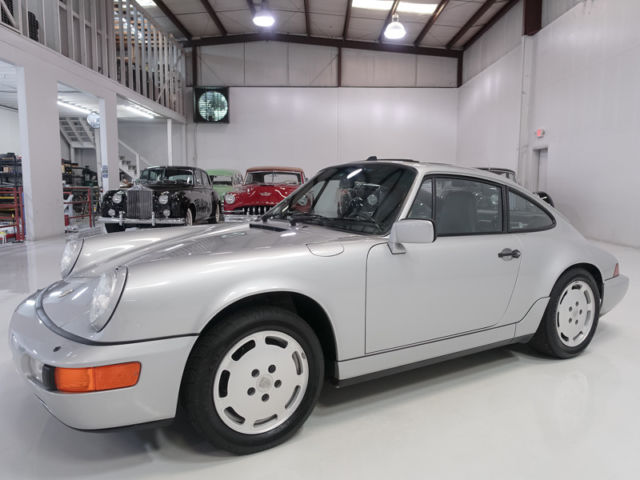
[288,213,328,226]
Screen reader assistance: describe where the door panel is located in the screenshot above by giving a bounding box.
[365,235,522,353]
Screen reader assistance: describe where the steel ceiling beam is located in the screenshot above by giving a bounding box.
[414,0,450,47]
[199,0,227,36]
[153,0,192,40]
[462,0,519,50]
[523,0,542,36]
[303,0,311,36]
[185,33,460,58]
[446,0,496,50]
[246,0,256,16]
[342,0,352,39]
[378,0,400,43]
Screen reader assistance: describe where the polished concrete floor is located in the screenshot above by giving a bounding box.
[0,236,637,479]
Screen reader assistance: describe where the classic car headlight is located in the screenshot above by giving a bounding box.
[89,267,127,332]
[158,193,169,205]
[60,238,83,278]
[224,193,236,205]
[112,192,124,204]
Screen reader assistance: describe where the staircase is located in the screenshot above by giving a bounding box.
[60,117,152,180]
[118,139,152,180]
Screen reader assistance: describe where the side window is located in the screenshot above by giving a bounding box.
[407,178,433,220]
[508,191,554,231]
[435,177,503,235]
[203,171,211,186]
[195,171,204,185]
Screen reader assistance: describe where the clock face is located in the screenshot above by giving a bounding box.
[197,90,229,122]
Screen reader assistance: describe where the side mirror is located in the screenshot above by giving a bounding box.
[388,219,435,255]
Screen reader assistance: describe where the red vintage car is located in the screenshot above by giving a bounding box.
[222,166,306,217]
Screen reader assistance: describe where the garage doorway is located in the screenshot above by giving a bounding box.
[525,147,548,192]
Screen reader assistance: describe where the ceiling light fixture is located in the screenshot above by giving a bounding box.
[136,0,157,7]
[353,1,437,15]
[253,1,275,27]
[57,100,94,115]
[124,104,157,119]
[384,13,407,40]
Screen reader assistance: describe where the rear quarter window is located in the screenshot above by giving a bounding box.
[508,190,554,232]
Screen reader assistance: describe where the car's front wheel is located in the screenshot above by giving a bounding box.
[530,268,601,358]
[181,306,324,454]
[185,207,194,226]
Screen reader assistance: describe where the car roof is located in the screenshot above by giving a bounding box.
[341,159,521,187]
[246,166,305,173]
[207,169,240,175]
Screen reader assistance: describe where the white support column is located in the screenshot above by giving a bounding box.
[167,118,173,166]
[517,36,536,189]
[16,63,64,240]
[98,93,120,191]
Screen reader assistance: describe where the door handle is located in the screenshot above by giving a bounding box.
[498,248,521,259]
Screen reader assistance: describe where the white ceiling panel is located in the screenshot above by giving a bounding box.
[179,13,222,37]
[309,12,344,38]
[309,0,348,15]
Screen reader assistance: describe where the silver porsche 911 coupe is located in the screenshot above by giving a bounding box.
[9,160,629,454]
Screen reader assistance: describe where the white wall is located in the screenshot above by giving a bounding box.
[463,0,523,83]
[530,0,640,246]
[457,0,524,171]
[457,0,640,247]
[184,87,458,177]
[457,45,523,171]
[0,107,20,154]
[195,42,457,88]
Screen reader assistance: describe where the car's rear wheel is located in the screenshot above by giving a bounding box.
[209,202,221,224]
[530,268,600,358]
[104,223,125,233]
[181,306,324,454]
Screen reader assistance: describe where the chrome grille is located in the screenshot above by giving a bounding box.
[234,205,272,215]
[126,189,153,219]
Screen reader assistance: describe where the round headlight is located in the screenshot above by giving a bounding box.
[112,192,123,204]
[108,209,116,217]
[224,193,236,205]
[89,267,127,332]
[60,238,83,278]
[163,209,170,217]
[158,193,169,205]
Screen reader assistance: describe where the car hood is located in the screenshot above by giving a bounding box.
[71,221,358,277]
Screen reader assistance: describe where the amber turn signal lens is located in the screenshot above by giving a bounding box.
[613,263,620,278]
[54,362,141,393]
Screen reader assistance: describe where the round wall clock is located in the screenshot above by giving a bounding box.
[194,87,230,123]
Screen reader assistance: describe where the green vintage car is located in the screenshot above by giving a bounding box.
[207,169,243,198]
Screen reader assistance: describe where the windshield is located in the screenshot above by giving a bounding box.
[210,175,232,185]
[266,164,416,234]
[245,171,301,185]
[139,167,194,184]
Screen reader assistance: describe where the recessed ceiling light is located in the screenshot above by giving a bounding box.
[136,0,156,7]
[124,104,157,119]
[353,0,437,15]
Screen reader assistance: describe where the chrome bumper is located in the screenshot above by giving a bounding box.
[102,214,185,226]
[8,294,196,430]
[601,274,629,316]
[222,212,258,222]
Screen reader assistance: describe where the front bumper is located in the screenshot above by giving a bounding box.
[102,215,185,226]
[601,274,629,316]
[8,295,197,430]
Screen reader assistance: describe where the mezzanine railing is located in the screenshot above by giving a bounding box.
[0,0,184,115]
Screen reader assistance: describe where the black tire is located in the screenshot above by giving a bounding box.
[208,202,221,224]
[104,223,125,233]
[181,306,324,454]
[185,207,194,226]
[529,268,601,358]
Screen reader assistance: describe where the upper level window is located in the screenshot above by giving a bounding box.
[508,191,554,232]
[435,177,503,235]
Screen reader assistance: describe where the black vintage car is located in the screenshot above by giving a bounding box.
[101,166,221,233]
